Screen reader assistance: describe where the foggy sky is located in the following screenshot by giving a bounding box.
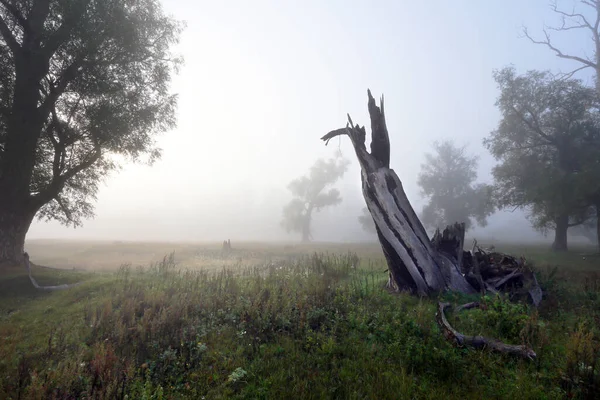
[28,0,595,243]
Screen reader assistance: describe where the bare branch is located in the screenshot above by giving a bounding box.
[436,302,536,360]
[525,27,597,68]
[554,64,592,80]
[550,1,593,30]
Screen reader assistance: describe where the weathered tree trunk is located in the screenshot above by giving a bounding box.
[552,214,569,252]
[0,209,35,265]
[321,90,542,303]
[321,91,476,295]
[322,90,543,359]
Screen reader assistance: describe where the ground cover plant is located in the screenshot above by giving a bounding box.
[0,242,598,399]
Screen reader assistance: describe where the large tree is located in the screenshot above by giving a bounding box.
[0,0,182,264]
[417,140,494,232]
[484,67,599,251]
[524,0,600,251]
[281,155,349,242]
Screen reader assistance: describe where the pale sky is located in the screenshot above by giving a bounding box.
[28,0,595,243]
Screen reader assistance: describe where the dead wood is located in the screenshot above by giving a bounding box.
[321,90,542,305]
[436,302,537,360]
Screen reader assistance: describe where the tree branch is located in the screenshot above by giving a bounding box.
[510,105,557,145]
[523,27,597,68]
[0,0,28,30]
[38,56,85,117]
[42,0,91,57]
[28,0,51,35]
[0,11,20,55]
[436,302,536,360]
[31,137,101,207]
[549,1,593,30]
[554,64,592,80]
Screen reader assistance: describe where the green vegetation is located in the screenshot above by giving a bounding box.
[1,243,598,399]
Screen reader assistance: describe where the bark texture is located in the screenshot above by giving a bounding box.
[0,209,35,264]
[321,90,542,305]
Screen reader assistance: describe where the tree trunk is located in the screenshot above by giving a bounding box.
[321,91,476,295]
[321,90,542,302]
[552,214,569,252]
[0,208,35,265]
[301,205,313,243]
[596,203,600,254]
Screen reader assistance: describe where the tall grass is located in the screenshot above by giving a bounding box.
[0,251,598,399]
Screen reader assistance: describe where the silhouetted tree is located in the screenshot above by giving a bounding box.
[523,0,600,251]
[281,155,349,242]
[484,67,599,252]
[417,140,494,232]
[0,0,182,264]
[358,206,377,234]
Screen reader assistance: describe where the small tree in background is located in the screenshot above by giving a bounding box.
[417,140,494,232]
[281,155,349,242]
[358,207,377,235]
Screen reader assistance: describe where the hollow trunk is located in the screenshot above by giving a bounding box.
[321,91,476,295]
[552,214,569,252]
[0,209,35,265]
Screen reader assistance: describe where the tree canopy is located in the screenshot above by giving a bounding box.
[417,140,494,232]
[484,66,600,251]
[281,155,349,242]
[0,0,182,262]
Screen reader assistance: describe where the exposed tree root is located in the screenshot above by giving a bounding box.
[24,252,83,291]
[436,302,536,360]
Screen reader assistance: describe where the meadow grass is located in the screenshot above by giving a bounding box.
[0,241,598,399]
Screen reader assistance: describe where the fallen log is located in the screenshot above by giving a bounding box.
[436,302,536,360]
[321,90,542,305]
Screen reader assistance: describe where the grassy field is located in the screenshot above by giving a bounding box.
[0,240,599,399]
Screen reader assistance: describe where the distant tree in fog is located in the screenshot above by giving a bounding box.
[358,207,377,234]
[281,155,350,242]
[417,140,494,232]
[484,67,600,252]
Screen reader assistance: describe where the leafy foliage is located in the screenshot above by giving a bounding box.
[281,155,349,241]
[0,0,182,226]
[417,139,494,231]
[484,67,600,236]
